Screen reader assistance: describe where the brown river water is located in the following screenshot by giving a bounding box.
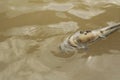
[0,0,120,80]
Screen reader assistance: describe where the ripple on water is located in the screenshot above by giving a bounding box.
[68,8,105,19]
[0,0,120,80]
[0,21,79,39]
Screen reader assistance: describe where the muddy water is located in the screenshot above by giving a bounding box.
[0,0,120,80]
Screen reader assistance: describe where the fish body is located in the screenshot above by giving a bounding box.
[60,23,120,53]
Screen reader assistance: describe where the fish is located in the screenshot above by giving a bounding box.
[60,23,120,53]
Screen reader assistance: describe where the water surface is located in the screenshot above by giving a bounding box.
[0,0,120,80]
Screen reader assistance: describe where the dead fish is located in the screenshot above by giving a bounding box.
[60,23,120,53]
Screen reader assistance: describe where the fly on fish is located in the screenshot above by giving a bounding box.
[60,23,120,53]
